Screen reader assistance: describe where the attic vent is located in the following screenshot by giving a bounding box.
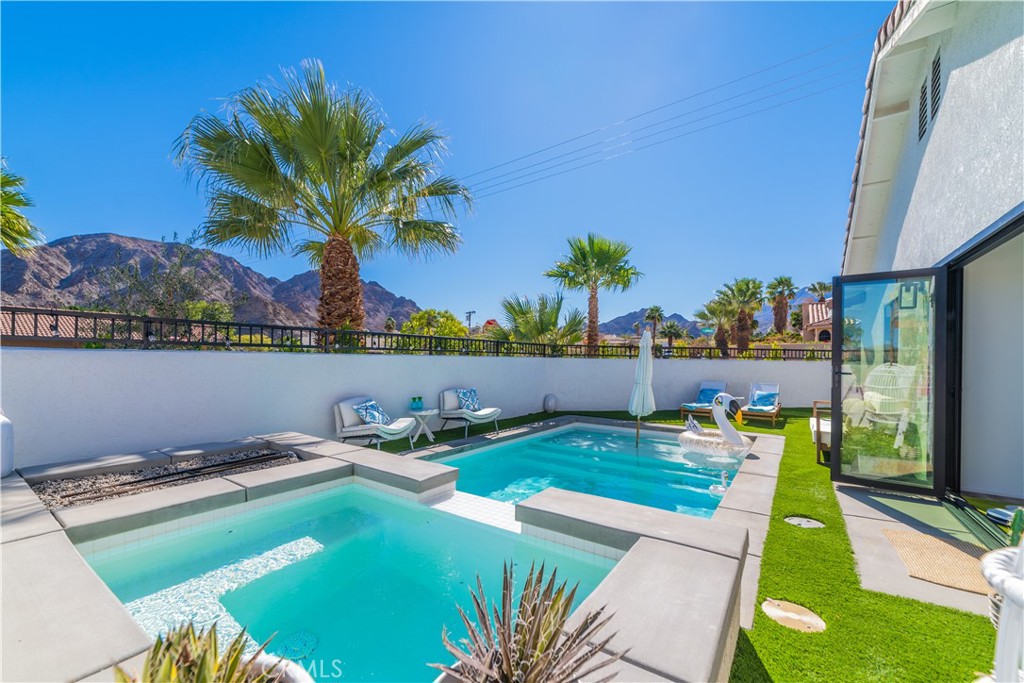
[930,51,941,119]
[918,80,928,140]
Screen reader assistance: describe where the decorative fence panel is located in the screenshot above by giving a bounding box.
[0,306,831,360]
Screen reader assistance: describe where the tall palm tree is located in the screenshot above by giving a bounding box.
[694,300,733,358]
[765,275,797,334]
[487,293,585,345]
[716,278,764,351]
[661,320,685,347]
[174,60,471,330]
[644,305,664,341]
[544,233,642,350]
[809,281,833,302]
[1,162,44,255]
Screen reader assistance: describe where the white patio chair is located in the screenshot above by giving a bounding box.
[679,380,728,419]
[741,382,782,426]
[334,396,415,450]
[439,388,501,438]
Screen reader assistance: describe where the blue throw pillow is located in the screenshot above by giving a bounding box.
[353,400,390,425]
[456,387,481,411]
[696,388,719,405]
[751,391,778,408]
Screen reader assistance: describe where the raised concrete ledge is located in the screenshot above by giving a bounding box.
[567,537,743,683]
[516,488,749,560]
[257,431,328,450]
[18,450,170,485]
[1,474,62,544]
[1,531,152,682]
[55,478,246,543]
[292,439,368,459]
[159,437,269,464]
[225,458,354,500]
[324,448,459,495]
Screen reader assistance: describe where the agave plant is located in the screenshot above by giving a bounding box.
[115,623,277,683]
[433,563,621,683]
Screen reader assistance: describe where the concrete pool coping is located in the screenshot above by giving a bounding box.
[2,425,770,682]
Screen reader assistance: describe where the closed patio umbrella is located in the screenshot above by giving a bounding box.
[628,328,656,446]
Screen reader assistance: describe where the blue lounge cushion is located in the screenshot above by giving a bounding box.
[696,387,719,404]
[751,391,779,408]
[353,400,391,425]
[456,388,481,411]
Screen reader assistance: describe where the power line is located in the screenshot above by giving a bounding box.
[469,53,861,191]
[462,26,874,180]
[475,78,858,201]
[470,64,861,194]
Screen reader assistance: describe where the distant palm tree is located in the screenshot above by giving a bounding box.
[809,281,833,302]
[766,276,797,334]
[661,320,685,347]
[383,316,397,333]
[544,233,643,350]
[644,305,664,341]
[695,300,733,358]
[488,293,585,345]
[174,60,472,330]
[1,162,44,255]
[716,278,764,350]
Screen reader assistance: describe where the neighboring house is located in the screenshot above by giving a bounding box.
[833,0,1023,501]
[800,300,832,342]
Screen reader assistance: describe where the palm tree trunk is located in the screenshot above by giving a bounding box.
[587,285,600,351]
[715,325,729,358]
[735,309,752,351]
[773,295,788,334]
[318,235,365,330]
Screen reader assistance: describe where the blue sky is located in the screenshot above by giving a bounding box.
[2,1,891,323]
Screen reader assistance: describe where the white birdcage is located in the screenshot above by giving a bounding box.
[862,363,917,426]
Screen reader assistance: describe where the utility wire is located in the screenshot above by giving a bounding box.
[462,27,873,180]
[471,63,861,194]
[469,52,861,191]
[475,78,858,200]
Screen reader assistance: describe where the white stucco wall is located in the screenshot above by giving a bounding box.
[960,233,1024,499]
[0,349,829,468]
[872,0,1024,271]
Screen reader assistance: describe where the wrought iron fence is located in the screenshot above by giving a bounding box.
[0,306,832,360]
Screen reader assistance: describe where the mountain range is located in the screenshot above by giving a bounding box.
[598,287,819,338]
[0,233,420,330]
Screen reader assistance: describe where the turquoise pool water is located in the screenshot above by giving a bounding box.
[439,426,741,518]
[83,486,612,682]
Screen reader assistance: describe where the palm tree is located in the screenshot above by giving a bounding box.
[383,316,397,333]
[488,293,585,345]
[716,278,764,351]
[809,281,833,302]
[694,300,733,358]
[765,276,797,334]
[661,320,685,347]
[174,60,471,330]
[1,162,44,255]
[544,233,643,349]
[644,305,664,341]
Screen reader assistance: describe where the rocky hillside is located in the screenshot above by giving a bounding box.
[599,309,702,337]
[0,233,420,330]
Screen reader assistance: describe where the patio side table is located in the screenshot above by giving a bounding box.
[410,408,439,444]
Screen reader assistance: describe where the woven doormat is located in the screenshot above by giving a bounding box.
[882,528,989,595]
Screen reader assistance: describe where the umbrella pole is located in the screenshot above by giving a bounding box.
[636,415,640,448]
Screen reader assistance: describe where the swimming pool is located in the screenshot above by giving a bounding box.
[83,486,612,682]
[438,425,742,518]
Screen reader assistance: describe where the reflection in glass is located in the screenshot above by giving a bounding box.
[839,276,934,488]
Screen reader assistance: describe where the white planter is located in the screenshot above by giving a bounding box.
[0,410,13,478]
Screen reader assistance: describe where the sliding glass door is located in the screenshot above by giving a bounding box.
[831,268,947,495]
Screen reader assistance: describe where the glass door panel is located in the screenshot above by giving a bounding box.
[834,271,943,492]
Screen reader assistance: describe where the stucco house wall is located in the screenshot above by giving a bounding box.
[872,0,1023,272]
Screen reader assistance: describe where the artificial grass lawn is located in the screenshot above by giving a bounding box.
[385,408,996,681]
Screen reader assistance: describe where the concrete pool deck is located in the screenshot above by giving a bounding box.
[2,424,761,682]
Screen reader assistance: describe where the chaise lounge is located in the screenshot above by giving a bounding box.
[679,380,727,420]
[335,396,416,450]
[439,388,501,438]
[740,382,783,426]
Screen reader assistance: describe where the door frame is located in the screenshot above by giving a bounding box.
[830,267,949,497]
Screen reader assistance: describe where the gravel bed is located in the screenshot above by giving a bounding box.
[32,448,300,509]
